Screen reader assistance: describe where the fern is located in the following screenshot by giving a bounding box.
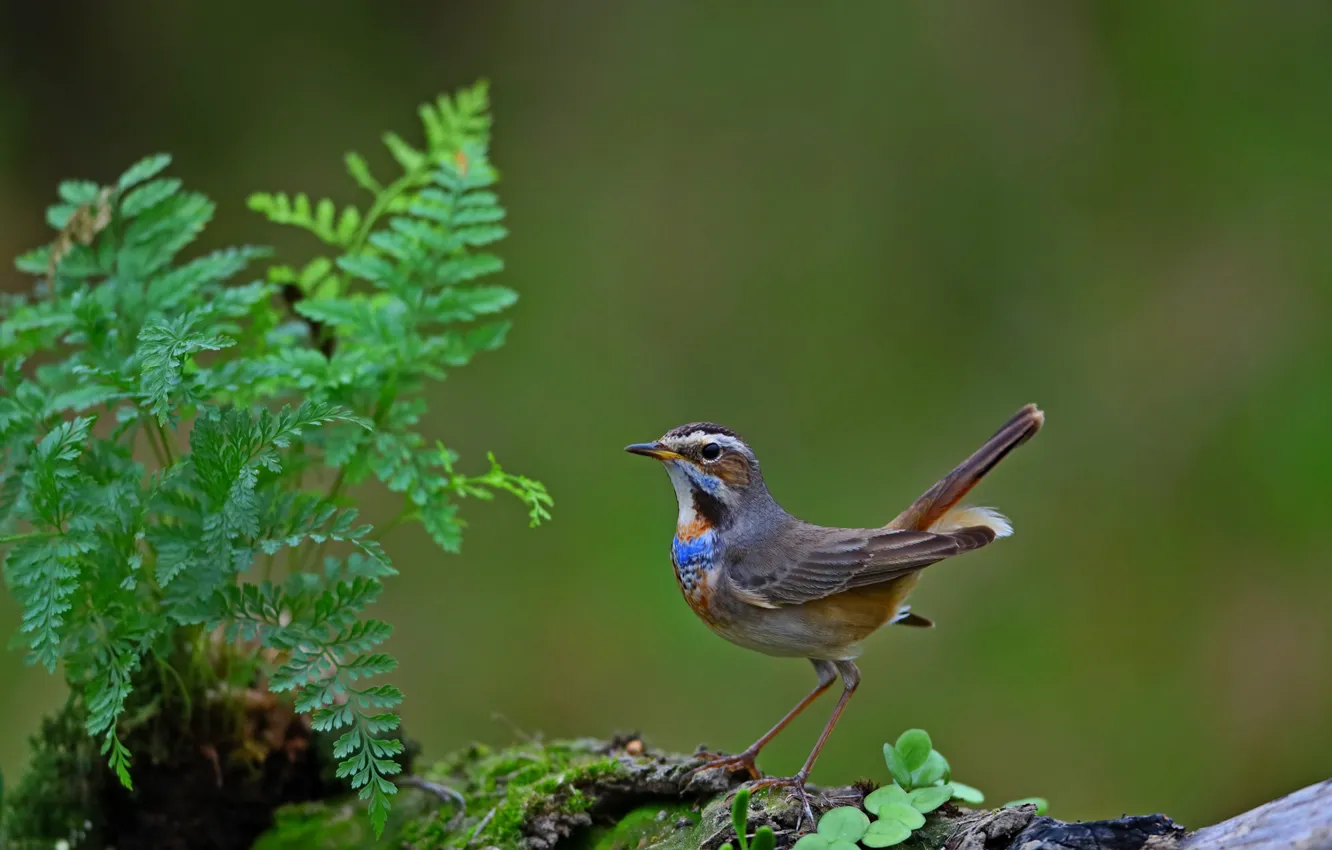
[0,81,547,837]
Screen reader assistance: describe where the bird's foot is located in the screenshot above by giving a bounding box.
[687,748,762,781]
[746,773,816,829]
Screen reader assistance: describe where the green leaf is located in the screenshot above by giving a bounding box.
[7,538,84,670]
[876,802,926,830]
[121,190,215,276]
[105,734,134,790]
[908,784,953,813]
[751,825,775,850]
[895,729,932,772]
[117,153,171,190]
[58,180,101,205]
[146,245,271,310]
[816,807,869,843]
[122,178,182,216]
[862,818,912,848]
[863,783,909,816]
[950,782,985,805]
[298,256,333,291]
[345,152,380,193]
[791,834,856,850]
[136,315,235,423]
[382,131,425,172]
[46,203,76,229]
[47,383,126,415]
[335,254,396,285]
[730,787,751,850]
[911,750,950,788]
[1002,797,1049,815]
[336,207,361,243]
[884,743,913,788]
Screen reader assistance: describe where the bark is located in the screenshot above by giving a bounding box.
[249,738,1331,850]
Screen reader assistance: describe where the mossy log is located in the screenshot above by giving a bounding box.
[252,737,1332,850]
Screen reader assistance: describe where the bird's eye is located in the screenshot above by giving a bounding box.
[700,442,722,461]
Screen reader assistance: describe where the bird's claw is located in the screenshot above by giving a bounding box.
[687,750,762,781]
[746,774,816,829]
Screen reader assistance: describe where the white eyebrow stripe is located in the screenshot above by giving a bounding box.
[669,432,749,453]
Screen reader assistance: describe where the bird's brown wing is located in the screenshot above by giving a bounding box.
[727,525,996,608]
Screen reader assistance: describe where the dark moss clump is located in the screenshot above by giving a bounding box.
[3,695,103,848]
[1,644,417,850]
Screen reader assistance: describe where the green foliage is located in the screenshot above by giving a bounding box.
[790,806,865,850]
[719,787,776,850]
[947,782,985,805]
[799,728,1046,849]
[0,81,548,837]
[883,729,951,792]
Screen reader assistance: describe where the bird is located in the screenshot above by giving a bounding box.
[625,403,1044,816]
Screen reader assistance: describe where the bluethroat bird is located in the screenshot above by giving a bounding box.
[626,404,1044,814]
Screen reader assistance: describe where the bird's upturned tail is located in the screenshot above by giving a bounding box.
[886,403,1044,535]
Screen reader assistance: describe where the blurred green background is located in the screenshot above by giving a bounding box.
[2,0,1331,832]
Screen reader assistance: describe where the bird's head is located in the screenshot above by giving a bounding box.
[626,422,771,527]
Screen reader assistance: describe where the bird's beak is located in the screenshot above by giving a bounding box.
[625,442,684,462]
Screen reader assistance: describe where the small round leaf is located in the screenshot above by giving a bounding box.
[829,842,861,850]
[908,784,953,813]
[864,784,910,815]
[911,750,950,787]
[1002,797,1049,815]
[877,802,926,830]
[883,744,913,788]
[792,835,830,850]
[950,782,985,805]
[817,807,870,842]
[862,818,912,848]
[894,729,933,772]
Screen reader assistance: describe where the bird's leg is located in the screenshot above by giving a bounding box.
[690,660,837,781]
[747,661,860,825]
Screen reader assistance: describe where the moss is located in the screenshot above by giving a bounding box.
[255,736,739,850]
[405,739,634,848]
[253,792,438,850]
[579,802,701,850]
[2,695,103,849]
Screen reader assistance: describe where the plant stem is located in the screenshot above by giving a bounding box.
[371,509,412,541]
[142,421,169,468]
[349,167,428,254]
[153,420,177,466]
[296,387,394,574]
[153,649,194,723]
[292,467,348,574]
[0,531,58,545]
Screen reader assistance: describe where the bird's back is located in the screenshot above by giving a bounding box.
[700,514,997,660]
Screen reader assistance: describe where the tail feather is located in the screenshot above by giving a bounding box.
[887,403,1043,533]
[929,505,1013,538]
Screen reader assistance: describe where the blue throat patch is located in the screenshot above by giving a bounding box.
[671,529,717,592]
